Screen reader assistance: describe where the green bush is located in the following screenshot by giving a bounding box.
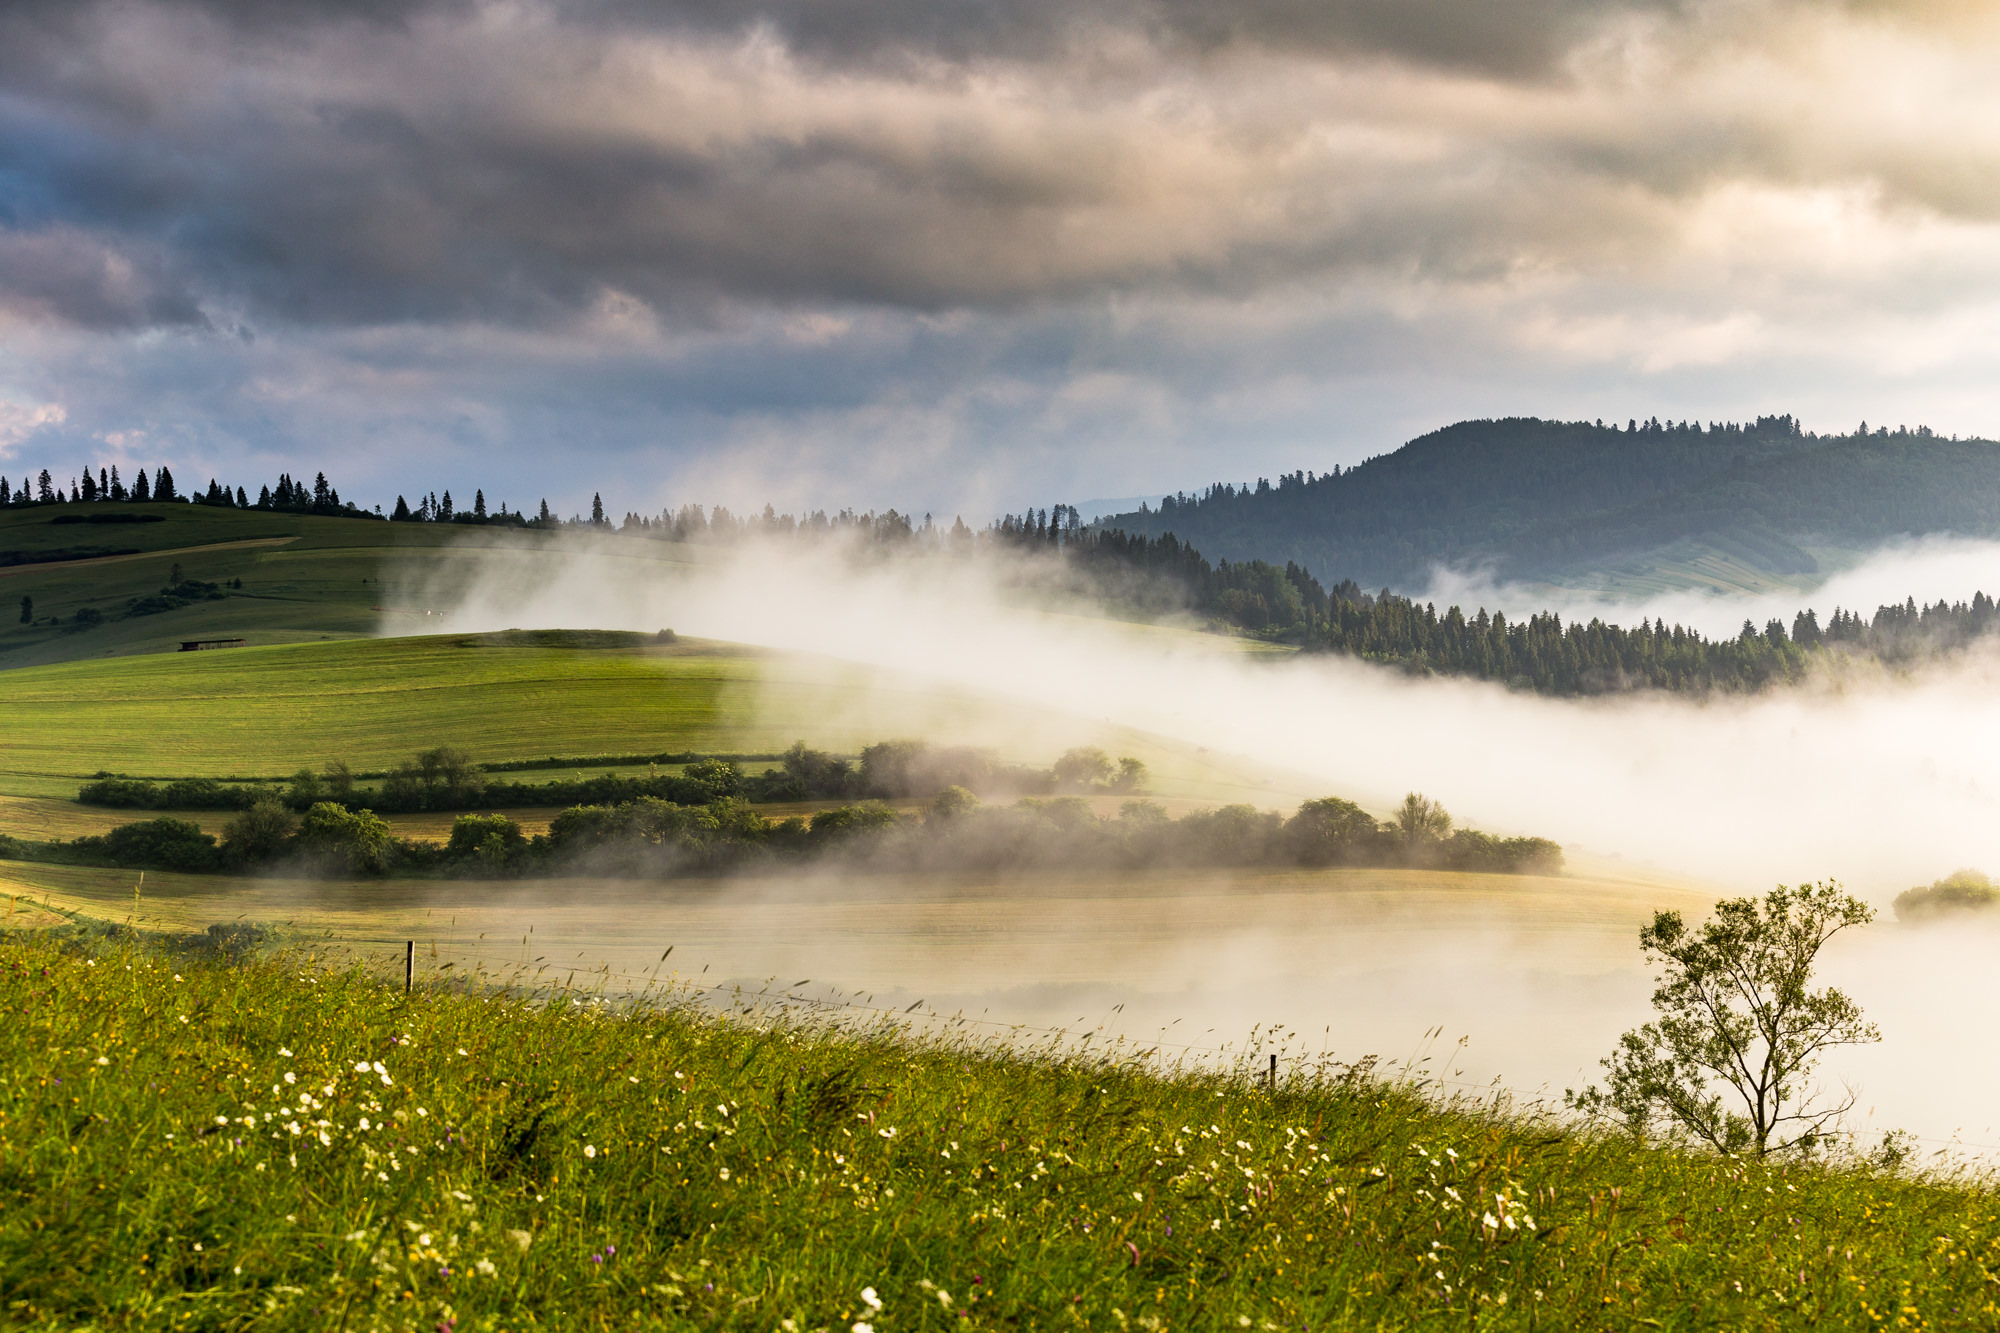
[1894,868,1999,921]
[295,802,394,874]
[83,817,220,872]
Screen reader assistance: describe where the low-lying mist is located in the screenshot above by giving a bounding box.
[1419,534,2000,641]
[398,531,2000,1153]
[425,531,2000,890]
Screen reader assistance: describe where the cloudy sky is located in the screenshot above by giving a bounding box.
[2,0,1999,518]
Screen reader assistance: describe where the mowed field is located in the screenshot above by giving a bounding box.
[0,634,767,792]
[0,630,1296,806]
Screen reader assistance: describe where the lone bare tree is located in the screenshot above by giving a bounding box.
[1567,881,1878,1157]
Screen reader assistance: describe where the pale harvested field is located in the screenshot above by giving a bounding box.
[2,859,1720,1093]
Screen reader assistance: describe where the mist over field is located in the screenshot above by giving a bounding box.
[433,531,2000,890]
[409,532,2000,1153]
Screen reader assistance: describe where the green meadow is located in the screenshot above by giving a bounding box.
[4,927,1999,1332]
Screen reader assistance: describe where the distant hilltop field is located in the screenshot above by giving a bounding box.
[1096,416,2000,592]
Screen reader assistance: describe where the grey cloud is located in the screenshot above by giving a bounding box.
[2,0,1998,341]
[0,227,206,329]
[1,0,1682,77]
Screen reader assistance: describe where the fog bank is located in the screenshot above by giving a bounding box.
[426,534,2000,894]
[388,533,2000,1154]
[1419,535,2000,642]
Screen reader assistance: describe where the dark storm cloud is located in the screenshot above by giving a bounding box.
[0,228,205,330]
[0,0,1735,334]
[0,0,1685,77]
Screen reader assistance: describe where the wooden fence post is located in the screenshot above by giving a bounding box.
[405,940,414,996]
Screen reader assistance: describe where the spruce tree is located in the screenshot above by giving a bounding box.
[109,465,123,500]
[473,489,487,520]
[538,498,550,523]
[392,495,412,521]
[592,493,605,525]
[133,469,150,501]
[154,466,177,500]
[236,486,247,507]
[18,595,30,624]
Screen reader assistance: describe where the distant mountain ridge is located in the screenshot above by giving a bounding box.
[1096,416,2000,591]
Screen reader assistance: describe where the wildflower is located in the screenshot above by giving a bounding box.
[862,1287,883,1311]
[284,1071,297,1085]
[508,1229,532,1252]
[345,1231,368,1243]
[457,1048,469,1056]
[354,1061,372,1073]
[584,1145,597,1159]
[95,1056,109,1066]
[474,1259,496,1277]
[279,1048,293,1057]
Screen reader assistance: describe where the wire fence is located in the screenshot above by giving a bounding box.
[14,887,1999,1162]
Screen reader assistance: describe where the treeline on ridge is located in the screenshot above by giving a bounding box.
[19,428,1997,698]
[1006,521,2000,696]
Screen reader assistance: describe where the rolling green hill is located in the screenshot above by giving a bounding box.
[0,502,688,671]
[1098,416,2000,591]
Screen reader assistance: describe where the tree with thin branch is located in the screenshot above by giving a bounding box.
[1567,881,1877,1157]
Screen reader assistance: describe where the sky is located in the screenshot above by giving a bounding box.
[5,0,2000,519]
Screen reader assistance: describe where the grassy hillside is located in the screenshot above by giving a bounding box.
[1099,417,2000,592]
[2,926,1993,1331]
[0,504,449,668]
[0,634,760,793]
[0,629,1306,830]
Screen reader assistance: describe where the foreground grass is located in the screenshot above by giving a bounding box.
[4,931,1999,1331]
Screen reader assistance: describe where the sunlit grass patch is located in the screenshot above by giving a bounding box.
[3,928,1998,1331]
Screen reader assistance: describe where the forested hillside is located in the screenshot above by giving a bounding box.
[1096,416,2000,588]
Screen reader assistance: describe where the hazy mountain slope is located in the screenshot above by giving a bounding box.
[1097,417,2000,590]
